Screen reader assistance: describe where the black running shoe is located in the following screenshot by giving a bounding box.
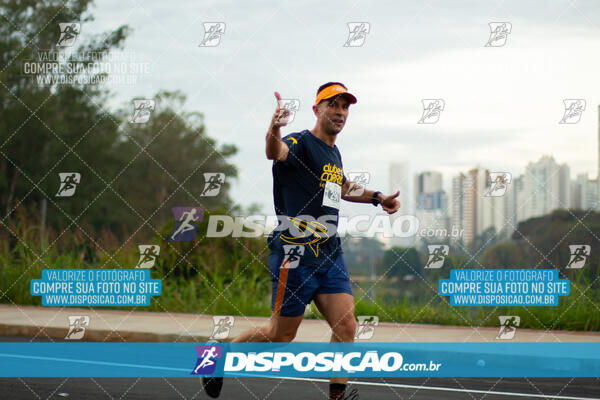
[201,376,223,398]
[341,388,359,400]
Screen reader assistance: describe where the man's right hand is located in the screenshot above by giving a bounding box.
[271,91,290,127]
[266,91,290,161]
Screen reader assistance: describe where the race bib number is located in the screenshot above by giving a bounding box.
[322,180,341,210]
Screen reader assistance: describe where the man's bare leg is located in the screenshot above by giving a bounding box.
[232,312,303,342]
[314,293,357,398]
[202,313,303,398]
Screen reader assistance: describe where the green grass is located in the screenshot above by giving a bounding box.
[1,218,599,332]
[348,287,600,331]
[345,271,600,331]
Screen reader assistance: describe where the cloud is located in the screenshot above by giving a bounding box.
[87,0,600,214]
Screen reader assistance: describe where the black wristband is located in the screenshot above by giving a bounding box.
[371,191,382,206]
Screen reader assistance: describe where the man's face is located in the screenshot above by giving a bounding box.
[315,95,350,134]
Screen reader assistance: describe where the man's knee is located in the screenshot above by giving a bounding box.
[269,327,297,342]
[268,317,300,342]
[333,315,357,340]
[272,332,296,342]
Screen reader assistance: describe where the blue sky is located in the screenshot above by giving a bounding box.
[86,0,600,216]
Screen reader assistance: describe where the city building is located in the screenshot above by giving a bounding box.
[414,171,449,246]
[389,162,414,248]
[572,173,599,210]
[451,167,488,244]
[521,155,571,220]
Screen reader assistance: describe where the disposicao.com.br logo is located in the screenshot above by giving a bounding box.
[224,351,432,373]
[191,343,442,377]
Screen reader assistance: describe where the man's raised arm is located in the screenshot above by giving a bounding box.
[342,179,401,215]
[265,91,290,161]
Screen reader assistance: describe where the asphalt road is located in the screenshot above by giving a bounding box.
[1,376,599,400]
[1,336,598,399]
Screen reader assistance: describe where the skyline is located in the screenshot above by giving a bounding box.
[79,0,600,217]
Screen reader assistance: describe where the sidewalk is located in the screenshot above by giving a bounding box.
[1,304,599,342]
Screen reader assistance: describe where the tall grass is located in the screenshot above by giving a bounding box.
[1,212,599,331]
[0,210,274,315]
[346,269,600,331]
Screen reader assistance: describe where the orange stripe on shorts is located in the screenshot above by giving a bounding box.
[273,259,290,315]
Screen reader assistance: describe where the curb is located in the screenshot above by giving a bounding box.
[0,323,211,342]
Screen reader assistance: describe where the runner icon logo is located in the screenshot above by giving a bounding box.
[275,99,300,125]
[129,99,155,124]
[346,172,370,197]
[210,316,235,340]
[559,99,586,124]
[344,22,370,47]
[282,245,305,269]
[485,22,512,47]
[425,245,448,269]
[355,316,378,340]
[57,23,80,47]
[201,173,225,197]
[135,245,160,268]
[56,173,81,197]
[566,244,590,269]
[496,316,519,340]
[168,207,203,242]
[484,172,512,197]
[418,99,445,124]
[65,315,89,340]
[192,345,222,375]
[199,23,226,47]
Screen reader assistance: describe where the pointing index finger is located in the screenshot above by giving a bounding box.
[274,91,283,110]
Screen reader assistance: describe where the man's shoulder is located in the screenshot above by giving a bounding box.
[282,130,309,146]
[273,130,309,167]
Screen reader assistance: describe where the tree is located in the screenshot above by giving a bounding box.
[480,242,522,267]
[0,1,238,245]
[342,237,384,276]
[0,0,129,238]
[382,246,423,279]
[112,90,238,239]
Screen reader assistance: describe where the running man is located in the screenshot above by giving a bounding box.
[284,245,302,265]
[136,246,158,267]
[355,316,377,339]
[496,316,518,339]
[425,246,446,268]
[57,173,78,196]
[211,317,234,339]
[131,100,152,122]
[170,208,199,240]
[65,316,87,339]
[567,245,589,268]
[202,82,400,399]
[201,174,224,196]
[57,23,78,46]
[194,346,219,374]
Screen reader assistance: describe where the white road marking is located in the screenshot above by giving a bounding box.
[240,375,600,400]
[1,353,597,400]
[0,353,189,372]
